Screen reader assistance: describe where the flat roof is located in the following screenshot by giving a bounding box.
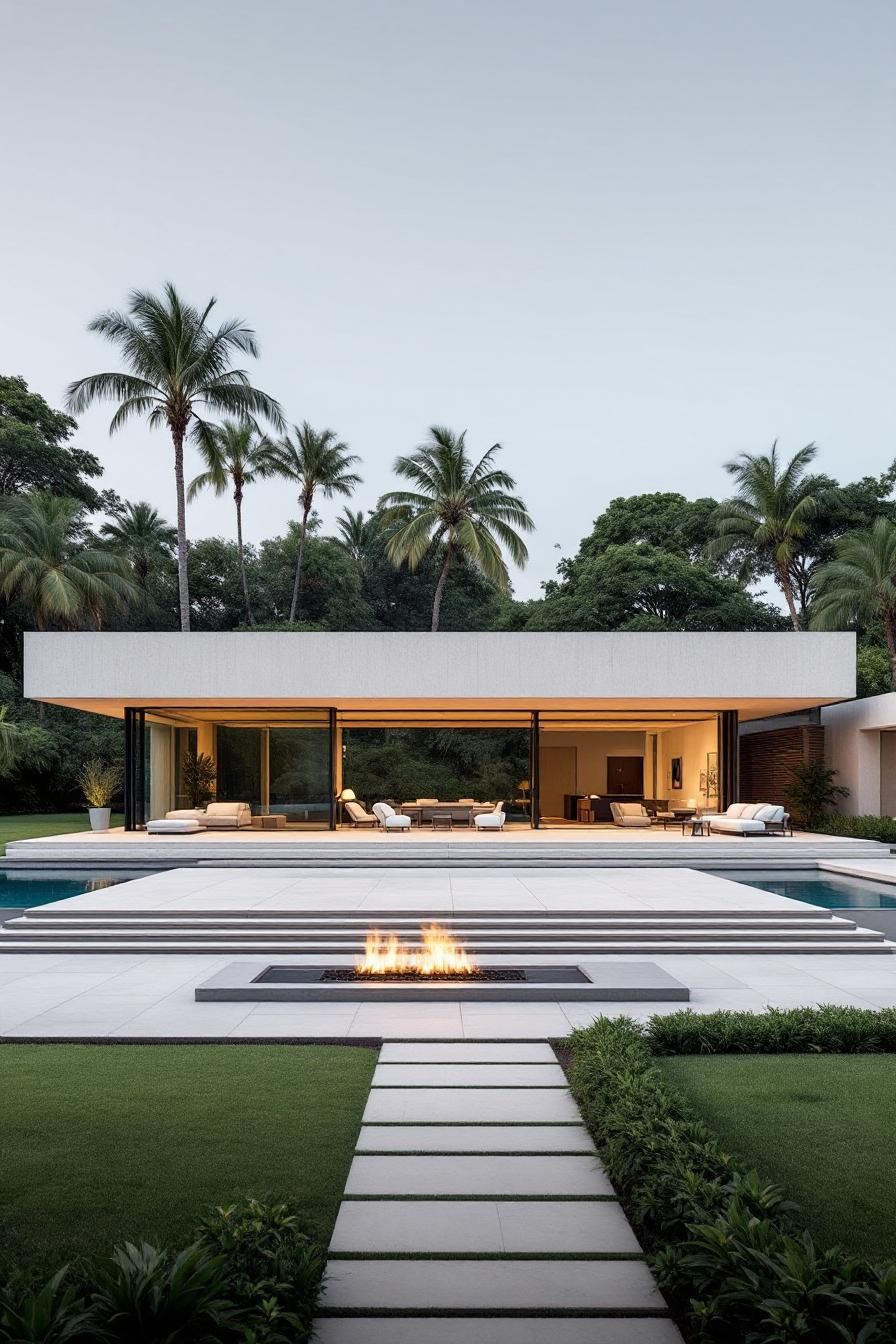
[24,631,856,721]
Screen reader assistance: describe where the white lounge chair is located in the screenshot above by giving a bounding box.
[373,801,412,831]
[610,802,652,828]
[473,801,506,830]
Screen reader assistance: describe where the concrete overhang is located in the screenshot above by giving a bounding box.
[24,631,856,722]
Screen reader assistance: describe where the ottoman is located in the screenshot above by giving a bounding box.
[146,819,201,835]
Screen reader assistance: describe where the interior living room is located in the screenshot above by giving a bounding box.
[537,711,719,826]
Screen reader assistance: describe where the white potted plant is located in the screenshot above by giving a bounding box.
[78,758,121,832]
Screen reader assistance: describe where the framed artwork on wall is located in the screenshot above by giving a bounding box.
[706,751,719,801]
[671,757,683,791]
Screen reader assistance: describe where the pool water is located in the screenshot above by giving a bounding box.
[710,869,896,909]
[0,870,153,909]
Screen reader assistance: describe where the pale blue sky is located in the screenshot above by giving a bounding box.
[1,0,894,597]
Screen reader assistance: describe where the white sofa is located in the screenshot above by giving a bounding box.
[707,803,789,835]
[610,802,652,828]
[165,803,252,830]
[373,801,412,831]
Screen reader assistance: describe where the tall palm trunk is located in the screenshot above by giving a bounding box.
[884,611,896,690]
[775,561,801,632]
[431,546,453,632]
[234,488,254,626]
[289,505,311,624]
[171,426,191,632]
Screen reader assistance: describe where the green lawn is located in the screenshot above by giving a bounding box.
[0,1044,376,1272]
[0,812,125,855]
[659,1054,896,1263]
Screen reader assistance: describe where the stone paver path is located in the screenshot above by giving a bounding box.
[315,1040,684,1342]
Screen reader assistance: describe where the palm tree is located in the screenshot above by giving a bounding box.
[810,517,896,687]
[265,422,361,622]
[708,442,821,631]
[0,493,137,629]
[187,420,272,624]
[100,501,176,592]
[66,283,283,632]
[334,507,376,577]
[378,426,534,632]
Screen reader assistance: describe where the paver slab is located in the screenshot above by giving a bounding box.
[319,1258,667,1311]
[314,1317,684,1342]
[356,1124,594,1152]
[329,1199,639,1253]
[378,1042,557,1063]
[372,1063,567,1087]
[344,1154,611,1196]
[362,1087,582,1123]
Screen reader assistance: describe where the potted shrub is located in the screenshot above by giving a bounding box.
[78,758,121,832]
[182,751,216,809]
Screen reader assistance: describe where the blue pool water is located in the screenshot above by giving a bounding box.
[0,870,153,909]
[709,869,896,909]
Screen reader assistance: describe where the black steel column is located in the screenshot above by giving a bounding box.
[720,710,739,809]
[328,707,337,830]
[530,711,540,829]
[124,708,147,830]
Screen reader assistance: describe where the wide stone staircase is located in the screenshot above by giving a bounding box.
[2,906,892,954]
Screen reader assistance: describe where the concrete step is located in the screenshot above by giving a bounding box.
[313,1321,684,1343]
[1,936,891,954]
[10,913,850,931]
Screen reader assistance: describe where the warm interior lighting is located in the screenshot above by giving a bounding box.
[356,923,477,977]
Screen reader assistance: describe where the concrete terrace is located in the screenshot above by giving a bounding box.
[1,865,894,1038]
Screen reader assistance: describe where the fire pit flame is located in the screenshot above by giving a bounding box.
[356,923,477,977]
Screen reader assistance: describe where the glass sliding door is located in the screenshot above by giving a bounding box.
[269,720,332,827]
[216,727,263,812]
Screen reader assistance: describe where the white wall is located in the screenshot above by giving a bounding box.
[656,719,719,808]
[539,731,646,813]
[823,693,896,815]
[24,631,856,707]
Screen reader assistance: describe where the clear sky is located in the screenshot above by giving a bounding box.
[1,0,894,598]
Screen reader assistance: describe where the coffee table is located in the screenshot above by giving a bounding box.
[431,814,453,831]
[253,814,288,830]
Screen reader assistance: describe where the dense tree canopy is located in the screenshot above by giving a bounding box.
[0,375,104,507]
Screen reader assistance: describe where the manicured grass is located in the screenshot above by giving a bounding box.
[0,812,124,855]
[659,1054,896,1263]
[0,1044,375,1272]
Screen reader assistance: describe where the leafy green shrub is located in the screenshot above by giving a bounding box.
[785,759,849,827]
[90,1241,234,1342]
[567,1016,896,1342]
[647,1004,896,1055]
[814,813,896,843]
[0,1269,95,1342]
[197,1196,323,1342]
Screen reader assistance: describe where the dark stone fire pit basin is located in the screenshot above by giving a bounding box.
[194,962,689,1003]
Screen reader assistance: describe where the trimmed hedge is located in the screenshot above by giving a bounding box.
[566,1016,896,1343]
[646,1004,896,1055]
[813,814,896,843]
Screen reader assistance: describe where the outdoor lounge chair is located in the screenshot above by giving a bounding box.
[163,803,252,829]
[373,801,412,831]
[473,801,506,830]
[707,803,790,835]
[610,802,652,828]
[343,799,378,827]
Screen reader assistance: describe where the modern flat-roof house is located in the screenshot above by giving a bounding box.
[24,631,856,832]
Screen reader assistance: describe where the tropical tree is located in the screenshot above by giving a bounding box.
[334,507,377,576]
[708,442,823,631]
[66,283,283,631]
[378,426,534,631]
[265,422,361,622]
[0,493,137,629]
[810,517,896,688]
[100,501,176,592]
[187,420,273,624]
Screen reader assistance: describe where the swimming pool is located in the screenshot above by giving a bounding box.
[710,869,896,909]
[0,870,153,909]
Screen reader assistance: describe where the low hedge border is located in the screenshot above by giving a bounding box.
[811,814,896,843]
[646,1003,896,1055]
[565,1010,896,1344]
